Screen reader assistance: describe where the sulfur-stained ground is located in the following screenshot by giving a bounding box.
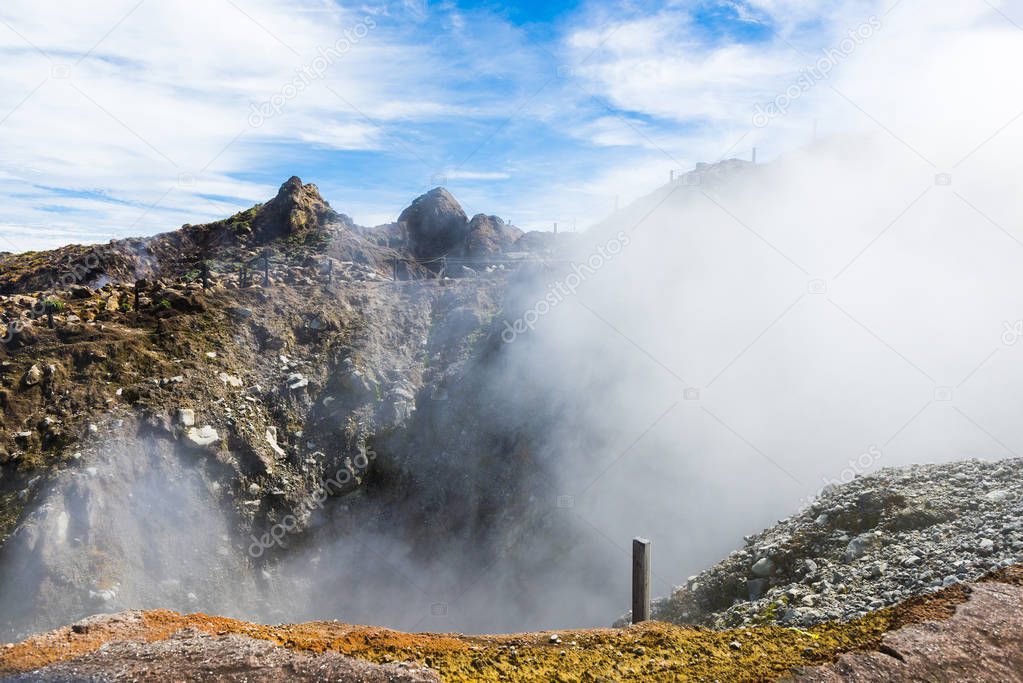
[0,573,983,682]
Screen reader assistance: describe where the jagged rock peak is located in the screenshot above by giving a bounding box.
[250,177,336,243]
[277,176,321,201]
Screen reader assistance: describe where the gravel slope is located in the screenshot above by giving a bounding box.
[650,458,1023,628]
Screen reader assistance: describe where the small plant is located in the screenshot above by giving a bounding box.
[44,299,66,313]
[158,298,171,310]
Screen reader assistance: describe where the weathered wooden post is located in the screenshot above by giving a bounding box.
[133,281,141,311]
[392,256,398,281]
[262,250,271,286]
[632,537,651,624]
[201,260,210,290]
[240,265,249,288]
[45,302,54,329]
[327,259,333,284]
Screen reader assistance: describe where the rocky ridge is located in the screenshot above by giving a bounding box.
[647,458,1023,629]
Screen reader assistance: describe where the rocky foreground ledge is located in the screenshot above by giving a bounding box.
[3,568,1023,681]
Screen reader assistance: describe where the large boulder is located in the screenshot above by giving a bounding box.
[398,188,468,261]
[465,214,523,260]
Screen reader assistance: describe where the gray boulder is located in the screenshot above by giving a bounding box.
[398,188,468,261]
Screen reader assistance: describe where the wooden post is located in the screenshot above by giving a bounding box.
[134,281,141,311]
[201,261,209,290]
[262,250,270,286]
[327,259,333,284]
[632,537,651,624]
[392,257,398,281]
[46,302,54,329]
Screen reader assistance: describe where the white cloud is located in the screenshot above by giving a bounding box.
[3,0,1023,250]
[0,0,452,247]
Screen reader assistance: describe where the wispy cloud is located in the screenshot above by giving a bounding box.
[2,0,1022,250]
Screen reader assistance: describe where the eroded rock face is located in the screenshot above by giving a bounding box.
[466,214,523,260]
[250,177,338,243]
[788,582,1023,682]
[0,441,259,640]
[398,188,469,261]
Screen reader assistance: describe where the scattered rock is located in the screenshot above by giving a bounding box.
[648,458,1023,629]
[185,426,220,451]
[218,373,243,388]
[21,364,43,387]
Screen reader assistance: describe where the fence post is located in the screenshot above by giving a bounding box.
[632,537,651,624]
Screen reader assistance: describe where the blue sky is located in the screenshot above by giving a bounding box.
[0,0,962,250]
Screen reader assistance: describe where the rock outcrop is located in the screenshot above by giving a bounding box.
[249,177,337,244]
[466,214,523,259]
[398,187,470,261]
[789,581,1023,682]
